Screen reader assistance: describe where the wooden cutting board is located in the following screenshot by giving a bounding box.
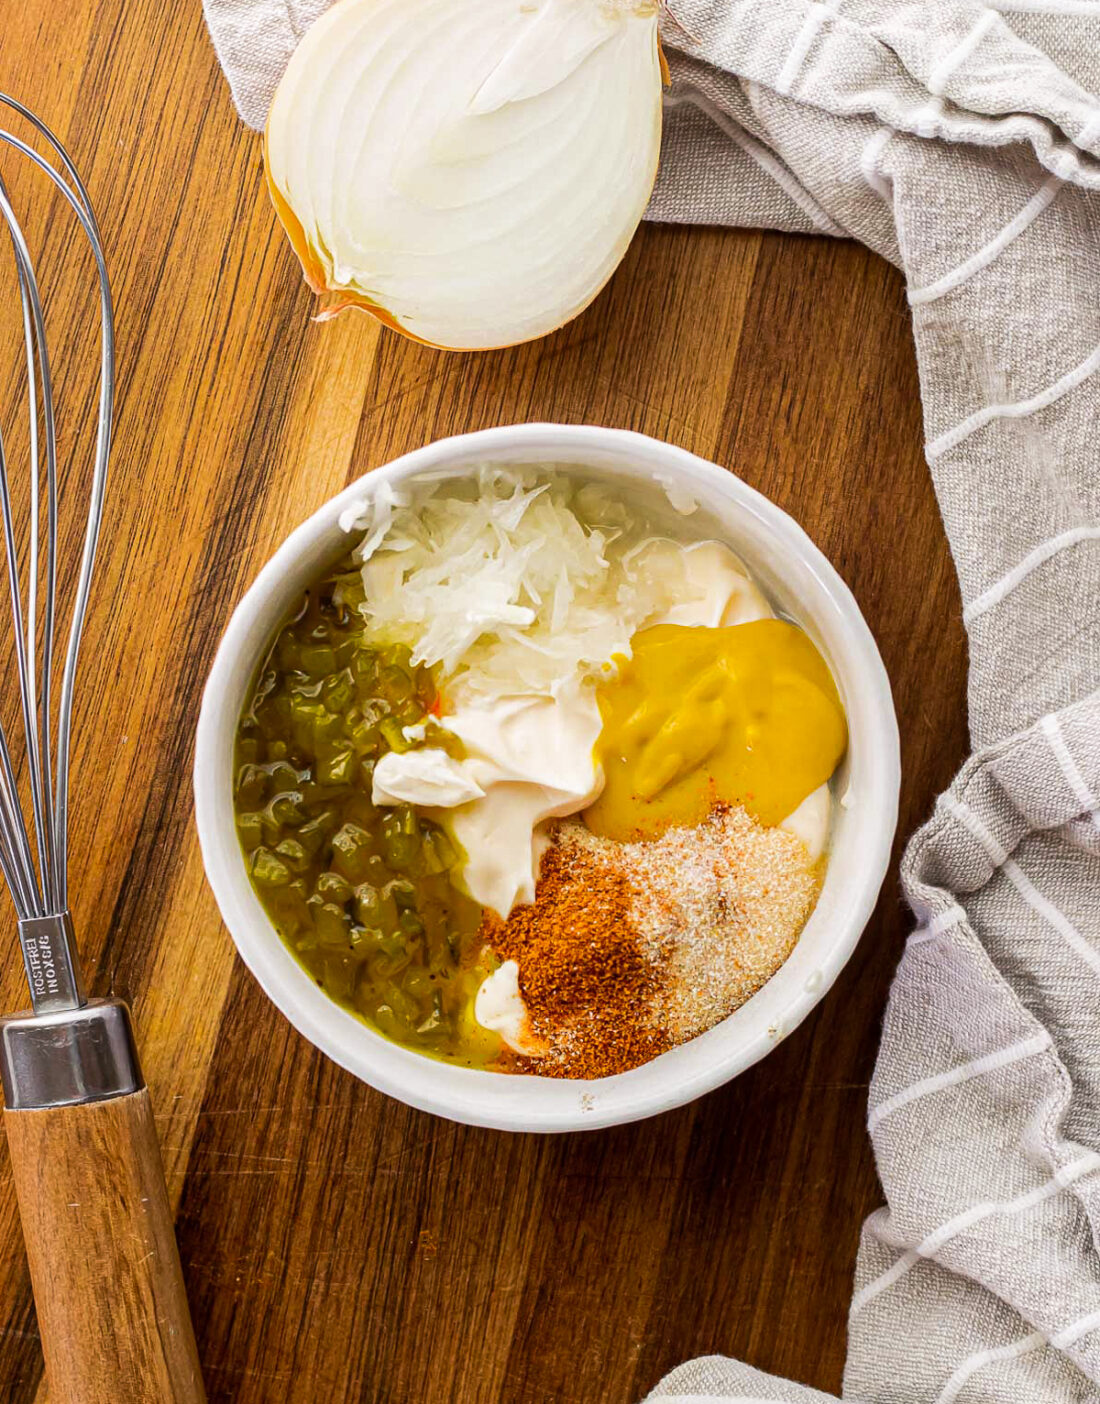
[0,0,969,1399]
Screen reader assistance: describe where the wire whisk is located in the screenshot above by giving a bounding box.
[0,95,113,1011]
[0,98,205,1402]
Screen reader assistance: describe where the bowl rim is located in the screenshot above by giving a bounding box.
[194,423,900,1132]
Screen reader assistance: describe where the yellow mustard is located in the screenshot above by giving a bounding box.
[583,620,847,842]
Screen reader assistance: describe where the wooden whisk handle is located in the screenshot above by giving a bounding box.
[1,1002,205,1402]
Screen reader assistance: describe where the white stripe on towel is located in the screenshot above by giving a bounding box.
[907,903,968,947]
[937,1307,1100,1404]
[912,95,945,139]
[851,1152,1100,1314]
[776,0,843,95]
[927,12,999,95]
[909,175,1061,305]
[1079,109,1100,149]
[926,341,1100,459]
[935,1331,1046,1404]
[867,1033,1052,1133]
[963,526,1100,622]
[1051,1307,1100,1347]
[861,127,894,200]
[1042,712,1100,831]
[944,795,1100,975]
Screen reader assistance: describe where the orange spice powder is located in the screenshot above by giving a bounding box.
[479,841,670,1079]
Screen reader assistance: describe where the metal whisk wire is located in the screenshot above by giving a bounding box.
[0,96,114,1008]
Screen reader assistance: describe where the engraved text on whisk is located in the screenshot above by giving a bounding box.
[25,929,57,998]
[26,932,54,999]
[17,913,85,1012]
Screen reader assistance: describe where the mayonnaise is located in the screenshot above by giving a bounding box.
[779,783,832,861]
[653,540,772,628]
[371,747,484,807]
[474,960,546,1056]
[373,677,603,917]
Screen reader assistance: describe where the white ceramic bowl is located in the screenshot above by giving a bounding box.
[195,424,899,1132]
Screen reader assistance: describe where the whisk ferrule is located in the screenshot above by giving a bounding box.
[0,998,141,1110]
[17,910,84,1013]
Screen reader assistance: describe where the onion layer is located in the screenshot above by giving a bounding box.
[265,0,664,351]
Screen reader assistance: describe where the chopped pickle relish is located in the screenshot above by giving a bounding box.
[234,563,501,1066]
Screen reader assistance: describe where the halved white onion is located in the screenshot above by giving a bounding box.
[265,0,664,351]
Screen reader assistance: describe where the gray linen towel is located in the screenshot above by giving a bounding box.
[202,3,1100,1400]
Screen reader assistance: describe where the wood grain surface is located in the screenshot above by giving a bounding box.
[0,3,969,1401]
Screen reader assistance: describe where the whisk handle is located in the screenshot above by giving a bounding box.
[2,1002,205,1403]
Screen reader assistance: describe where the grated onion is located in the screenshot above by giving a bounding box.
[345,467,705,704]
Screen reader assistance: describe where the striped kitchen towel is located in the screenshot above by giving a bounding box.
[649,8,1100,1402]
[202,2,1100,1401]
